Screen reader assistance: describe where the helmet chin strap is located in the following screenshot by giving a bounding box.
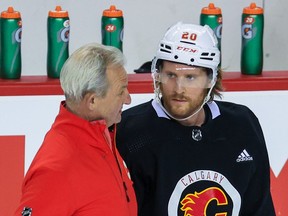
[155,81,215,122]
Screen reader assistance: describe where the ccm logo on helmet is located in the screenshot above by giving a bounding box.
[177,46,197,53]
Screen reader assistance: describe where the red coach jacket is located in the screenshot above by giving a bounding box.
[14,102,137,216]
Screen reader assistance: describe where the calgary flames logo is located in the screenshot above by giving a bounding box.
[180,187,228,216]
[168,170,241,215]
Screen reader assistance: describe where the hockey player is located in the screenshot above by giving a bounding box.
[116,22,275,215]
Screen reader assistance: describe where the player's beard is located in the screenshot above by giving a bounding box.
[161,90,206,119]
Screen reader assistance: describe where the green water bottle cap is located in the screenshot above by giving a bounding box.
[1,6,21,19]
[103,5,123,17]
[201,3,221,15]
[243,3,263,14]
[48,6,69,18]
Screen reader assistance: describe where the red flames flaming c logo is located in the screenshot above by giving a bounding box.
[180,187,228,216]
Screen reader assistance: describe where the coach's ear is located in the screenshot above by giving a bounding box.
[85,92,98,111]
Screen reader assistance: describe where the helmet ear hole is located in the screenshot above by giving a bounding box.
[203,77,215,89]
[190,58,194,62]
[174,55,178,59]
[153,73,160,81]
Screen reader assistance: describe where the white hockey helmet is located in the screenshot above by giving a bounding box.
[151,22,220,83]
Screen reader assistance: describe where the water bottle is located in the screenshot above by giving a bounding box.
[0,7,22,79]
[200,3,222,53]
[241,3,264,75]
[47,6,70,78]
[101,5,124,51]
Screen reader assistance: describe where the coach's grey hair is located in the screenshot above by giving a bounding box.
[60,43,125,102]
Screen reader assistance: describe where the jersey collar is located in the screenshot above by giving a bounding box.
[151,99,221,120]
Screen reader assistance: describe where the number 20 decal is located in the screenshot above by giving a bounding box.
[182,32,197,41]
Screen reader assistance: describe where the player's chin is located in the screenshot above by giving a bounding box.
[169,108,189,119]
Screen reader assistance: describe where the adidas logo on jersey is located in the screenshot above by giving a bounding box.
[236,149,253,162]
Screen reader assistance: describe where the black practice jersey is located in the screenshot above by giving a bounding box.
[116,99,276,216]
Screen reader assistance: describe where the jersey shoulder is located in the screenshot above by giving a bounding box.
[213,100,263,136]
[215,100,257,121]
[122,100,154,117]
[120,100,157,126]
